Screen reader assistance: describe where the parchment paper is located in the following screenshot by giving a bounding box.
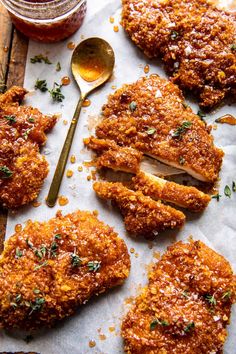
[2,0,236,353]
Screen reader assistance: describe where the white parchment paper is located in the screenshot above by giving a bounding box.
[1,0,236,353]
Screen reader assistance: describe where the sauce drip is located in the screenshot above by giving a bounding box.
[67,42,76,50]
[61,76,71,86]
[58,195,69,206]
[113,25,119,32]
[88,340,96,348]
[82,98,91,107]
[144,64,150,74]
[15,224,22,232]
[215,114,236,125]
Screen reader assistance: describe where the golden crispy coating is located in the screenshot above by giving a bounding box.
[96,76,224,182]
[0,86,57,208]
[122,240,236,354]
[84,136,143,173]
[122,0,236,109]
[133,171,211,212]
[93,181,185,237]
[0,210,130,330]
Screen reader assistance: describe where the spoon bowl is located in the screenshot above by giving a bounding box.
[46,37,115,207]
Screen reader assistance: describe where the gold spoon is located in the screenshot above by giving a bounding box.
[46,37,115,207]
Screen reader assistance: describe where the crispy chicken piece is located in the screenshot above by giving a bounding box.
[122,240,236,354]
[0,210,130,330]
[122,0,236,109]
[93,181,185,237]
[96,76,224,182]
[0,86,57,208]
[133,171,211,212]
[84,136,143,173]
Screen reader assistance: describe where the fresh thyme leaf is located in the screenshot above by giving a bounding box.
[34,261,48,271]
[179,156,185,165]
[23,128,32,140]
[145,127,156,135]
[49,82,65,102]
[171,121,192,139]
[50,241,58,258]
[15,248,23,258]
[224,185,231,198]
[197,110,206,120]
[222,290,232,300]
[40,246,47,258]
[35,79,48,92]
[232,181,236,192]
[10,302,18,309]
[28,117,35,123]
[129,101,137,112]
[71,252,82,268]
[150,318,169,331]
[33,289,41,294]
[34,249,43,259]
[56,62,61,72]
[230,44,236,51]
[26,238,34,249]
[15,294,22,302]
[29,297,45,315]
[184,321,195,332]
[54,234,61,240]
[212,193,221,201]
[30,54,52,64]
[0,165,13,179]
[88,260,101,272]
[205,294,217,306]
[182,290,190,298]
[4,114,16,123]
[170,30,179,40]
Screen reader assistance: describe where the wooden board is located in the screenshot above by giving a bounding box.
[0,4,28,252]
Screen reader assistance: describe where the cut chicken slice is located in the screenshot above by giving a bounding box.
[93,181,185,237]
[84,136,143,173]
[133,171,211,212]
[96,75,224,182]
[122,240,236,354]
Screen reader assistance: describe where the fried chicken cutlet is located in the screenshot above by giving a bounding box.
[122,0,236,109]
[122,240,236,353]
[0,210,130,330]
[0,86,56,208]
[133,171,211,212]
[96,75,224,183]
[93,181,185,237]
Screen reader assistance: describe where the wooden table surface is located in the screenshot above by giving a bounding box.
[0,3,28,251]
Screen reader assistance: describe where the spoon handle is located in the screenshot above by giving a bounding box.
[46,95,85,207]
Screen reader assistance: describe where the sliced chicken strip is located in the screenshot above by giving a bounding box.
[93,181,185,238]
[133,171,211,212]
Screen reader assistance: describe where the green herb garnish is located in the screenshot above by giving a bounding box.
[224,185,231,198]
[150,318,169,330]
[0,166,13,179]
[205,294,217,306]
[49,241,58,258]
[184,321,195,332]
[49,82,65,102]
[170,30,179,40]
[182,290,190,298]
[232,181,236,192]
[29,297,45,315]
[222,290,232,300]
[33,289,40,294]
[197,110,206,120]
[23,128,32,140]
[56,62,61,72]
[15,248,23,258]
[54,234,61,240]
[212,194,221,201]
[4,114,16,124]
[171,121,192,139]
[129,101,137,112]
[88,260,101,272]
[28,117,35,123]
[179,156,185,165]
[30,54,52,64]
[230,44,236,51]
[34,261,48,271]
[26,238,34,249]
[71,251,82,268]
[15,294,22,302]
[145,127,156,135]
[35,79,48,92]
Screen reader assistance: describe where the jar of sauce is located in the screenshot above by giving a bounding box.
[0,0,87,42]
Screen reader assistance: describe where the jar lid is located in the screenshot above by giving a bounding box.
[0,0,83,21]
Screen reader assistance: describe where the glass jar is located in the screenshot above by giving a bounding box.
[0,0,87,42]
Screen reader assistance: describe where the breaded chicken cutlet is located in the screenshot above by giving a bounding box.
[96,76,224,183]
[122,0,236,109]
[0,86,56,208]
[93,181,185,237]
[0,210,130,330]
[122,240,236,353]
[133,171,211,212]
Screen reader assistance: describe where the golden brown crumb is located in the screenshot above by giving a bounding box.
[96,75,224,182]
[122,240,236,353]
[84,136,143,173]
[122,0,236,109]
[133,171,211,212]
[0,210,130,330]
[93,181,185,237]
[0,86,57,208]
